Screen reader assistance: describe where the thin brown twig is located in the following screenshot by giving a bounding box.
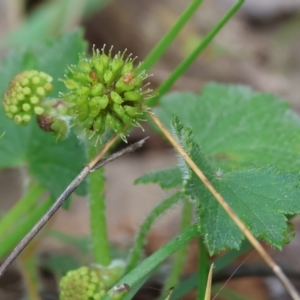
[149,111,300,300]
[88,133,119,169]
[0,137,148,278]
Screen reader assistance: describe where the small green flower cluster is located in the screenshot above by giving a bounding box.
[59,266,106,300]
[3,70,52,125]
[60,46,151,141]
[2,46,151,143]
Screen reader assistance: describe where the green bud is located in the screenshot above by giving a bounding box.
[14,115,23,124]
[77,86,90,96]
[32,76,41,85]
[120,113,133,126]
[121,61,133,74]
[22,103,31,112]
[111,57,124,73]
[115,80,132,93]
[64,79,79,90]
[20,78,30,86]
[73,70,91,83]
[34,106,44,115]
[23,87,31,95]
[113,103,124,118]
[91,83,104,96]
[124,91,142,102]
[36,87,46,97]
[88,96,109,117]
[30,96,39,104]
[93,116,105,134]
[3,70,53,125]
[9,105,19,113]
[106,113,123,133]
[123,105,140,117]
[104,70,114,85]
[110,91,123,104]
[22,114,31,123]
[79,58,92,73]
[99,53,109,68]
[93,61,105,79]
[88,97,102,118]
[17,93,25,101]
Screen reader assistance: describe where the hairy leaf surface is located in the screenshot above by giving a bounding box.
[155,84,300,171]
[172,117,300,254]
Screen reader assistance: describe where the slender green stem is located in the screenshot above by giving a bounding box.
[197,237,209,300]
[160,199,193,300]
[0,183,45,238]
[148,0,244,106]
[140,0,203,72]
[105,224,199,300]
[124,192,183,274]
[88,145,111,266]
[0,197,52,259]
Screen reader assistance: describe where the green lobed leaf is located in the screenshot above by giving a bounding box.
[134,167,182,190]
[172,116,300,254]
[155,83,300,172]
[0,31,88,199]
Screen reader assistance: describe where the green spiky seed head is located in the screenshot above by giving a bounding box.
[60,46,152,141]
[3,70,53,125]
[59,266,106,300]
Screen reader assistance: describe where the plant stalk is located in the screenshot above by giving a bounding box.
[161,199,193,299]
[125,192,183,274]
[141,0,203,72]
[148,0,244,106]
[197,237,209,300]
[88,144,111,266]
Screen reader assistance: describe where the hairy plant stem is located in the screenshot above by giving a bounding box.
[148,0,244,106]
[140,0,203,73]
[161,199,193,300]
[124,192,183,274]
[0,183,45,238]
[88,144,111,266]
